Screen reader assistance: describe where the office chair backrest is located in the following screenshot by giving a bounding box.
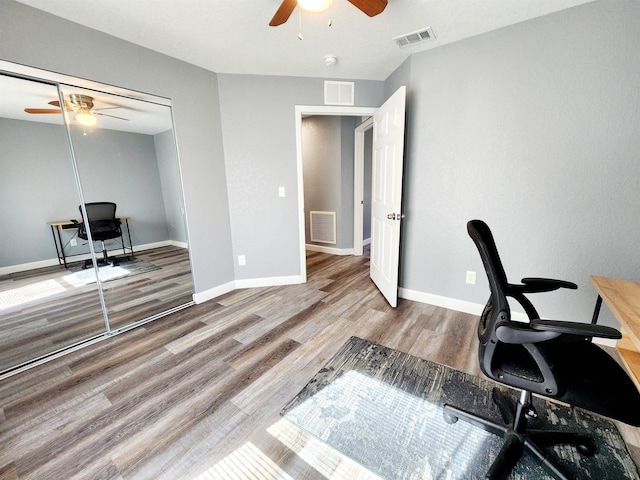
[79,202,121,241]
[468,219,560,394]
[467,220,510,345]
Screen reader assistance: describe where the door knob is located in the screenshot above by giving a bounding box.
[387,213,396,220]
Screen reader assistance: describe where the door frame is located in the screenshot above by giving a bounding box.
[295,105,377,281]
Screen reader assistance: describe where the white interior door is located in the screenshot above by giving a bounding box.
[370,86,406,307]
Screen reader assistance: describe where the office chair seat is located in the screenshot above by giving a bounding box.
[535,339,640,422]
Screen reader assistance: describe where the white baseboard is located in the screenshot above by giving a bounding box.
[306,244,354,256]
[193,281,236,304]
[398,287,616,348]
[193,274,305,304]
[399,287,486,317]
[169,240,189,249]
[235,274,305,289]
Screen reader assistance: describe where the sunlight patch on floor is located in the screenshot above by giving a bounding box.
[268,418,382,480]
[0,279,66,310]
[193,441,294,480]
[63,265,130,286]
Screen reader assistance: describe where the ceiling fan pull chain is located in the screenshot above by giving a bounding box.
[298,7,304,40]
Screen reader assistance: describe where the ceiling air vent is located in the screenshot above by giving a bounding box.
[393,27,435,48]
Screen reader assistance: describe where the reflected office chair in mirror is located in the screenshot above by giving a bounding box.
[443,219,640,480]
[75,202,125,269]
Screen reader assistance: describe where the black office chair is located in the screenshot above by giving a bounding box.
[443,219,640,480]
[75,202,124,268]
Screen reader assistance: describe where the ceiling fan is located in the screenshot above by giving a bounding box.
[269,0,388,26]
[24,94,129,126]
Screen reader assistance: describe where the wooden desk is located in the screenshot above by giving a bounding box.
[47,217,133,268]
[591,275,640,388]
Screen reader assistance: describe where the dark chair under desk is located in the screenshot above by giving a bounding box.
[74,202,125,268]
[443,219,640,480]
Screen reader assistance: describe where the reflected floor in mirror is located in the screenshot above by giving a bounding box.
[0,246,193,373]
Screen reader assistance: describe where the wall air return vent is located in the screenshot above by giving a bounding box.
[324,81,354,106]
[393,27,435,48]
[310,211,337,244]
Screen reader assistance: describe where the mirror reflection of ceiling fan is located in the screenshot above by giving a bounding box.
[269,0,387,26]
[24,94,129,126]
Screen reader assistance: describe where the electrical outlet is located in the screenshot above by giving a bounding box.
[70,238,77,247]
[279,186,285,197]
[466,271,476,285]
[238,255,246,266]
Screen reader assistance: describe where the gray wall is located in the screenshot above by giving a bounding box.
[301,116,357,250]
[339,117,357,248]
[303,116,343,247]
[0,118,177,266]
[217,74,384,280]
[363,127,372,242]
[396,0,640,327]
[70,125,170,247]
[155,129,187,244]
[0,1,233,293]
[0,118,79,266]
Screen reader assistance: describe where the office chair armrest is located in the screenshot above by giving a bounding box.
[530,319,621,339]
[518,277,578,293]
[495,322,562,344]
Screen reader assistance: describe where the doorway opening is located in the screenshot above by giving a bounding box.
[294,106,377,281]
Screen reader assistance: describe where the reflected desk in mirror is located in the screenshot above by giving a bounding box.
[47,216,134,268]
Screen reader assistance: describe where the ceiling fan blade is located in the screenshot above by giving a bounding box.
[269,0,297,26]
[24,108,62,114]
[93,106,122,111]
[49,99,80,110]
[347,0,388,17]
[94,112,129,121]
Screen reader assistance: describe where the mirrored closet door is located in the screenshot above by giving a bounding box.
[61,85,193,332]
[0,66,194,377]
[0,73,107,373]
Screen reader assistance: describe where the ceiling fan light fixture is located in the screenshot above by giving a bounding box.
[297,0,332,13]
[74,111,97,126]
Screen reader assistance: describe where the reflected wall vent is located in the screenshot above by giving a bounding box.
[393,27,435,48]
[310,211,336,244]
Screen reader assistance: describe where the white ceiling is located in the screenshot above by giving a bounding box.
[13,0,594,81]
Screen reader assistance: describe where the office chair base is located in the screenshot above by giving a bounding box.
[443,388,594,480]
[81,240,124,269]
[82,256,121,269]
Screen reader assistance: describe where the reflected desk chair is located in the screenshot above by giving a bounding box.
[74,202,126,268]
[443,219,640,480]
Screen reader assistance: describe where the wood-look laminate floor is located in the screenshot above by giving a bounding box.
[0,250,638,479]
[0,246,193,374]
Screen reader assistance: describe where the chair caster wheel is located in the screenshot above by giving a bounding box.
[577,441,595,457]
[443,409,458,425]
